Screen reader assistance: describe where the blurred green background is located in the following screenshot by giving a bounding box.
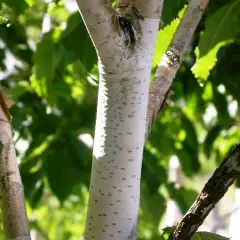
[0,0,239,239]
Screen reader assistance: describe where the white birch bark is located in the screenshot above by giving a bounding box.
[75,0,163,239]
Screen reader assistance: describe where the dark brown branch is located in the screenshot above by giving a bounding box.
[169,144,240,240]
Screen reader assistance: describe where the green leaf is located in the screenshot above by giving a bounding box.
[21,170,43,199]
[61,12,97,72]
[181,114,198,149]
[31,182,44,208]
[175,142,200,176]
[192,1,240,81]
[143,149,168,192]
[162,0,187,26]
[140,191,166,229]
[0,16,8,25]
[143,165,161,195]
[43,149,81,201]
[10,81,30,101]
[31,29,61,98]
[25,0,35,7]
[210,44,240,103]
[153,19,180,67]
[42,134,91,201]
[2,0,34,15]
[20,135,56,173]
[160,226,174,240]
[167,184,198,213]
[203,125,222,158]
[192,231,230,240]
[153,6,186,67]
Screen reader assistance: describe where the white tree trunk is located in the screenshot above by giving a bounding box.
[75,0,162,239]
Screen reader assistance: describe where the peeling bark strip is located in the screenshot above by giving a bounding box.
[169,144,240,240]
[0,92,31,240]
[145,0,210,138]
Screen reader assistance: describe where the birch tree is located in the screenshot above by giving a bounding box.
[0,0,240,239]
[75,0,163,239]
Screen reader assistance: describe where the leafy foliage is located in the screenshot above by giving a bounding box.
[61,12,97,72]
[193,231,230,240]
[1,0,34,15]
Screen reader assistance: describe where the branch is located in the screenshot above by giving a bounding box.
[145,0,210,139]
[0,91,31,240]
[169,144,240,240]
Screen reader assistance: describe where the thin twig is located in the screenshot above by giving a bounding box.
[169,144,240,240]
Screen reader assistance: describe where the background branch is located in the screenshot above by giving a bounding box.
[0,92,31,239]
[170,144,240,240]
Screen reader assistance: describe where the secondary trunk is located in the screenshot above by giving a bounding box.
[0,92,31,239]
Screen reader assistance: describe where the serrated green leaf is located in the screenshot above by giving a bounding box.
[193,231,230,240]
[61,12,97,72]
[192,1,240,81]
[160,226,174,240]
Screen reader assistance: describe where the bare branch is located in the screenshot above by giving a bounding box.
[169,144,240,240]
[145,0,210,139]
